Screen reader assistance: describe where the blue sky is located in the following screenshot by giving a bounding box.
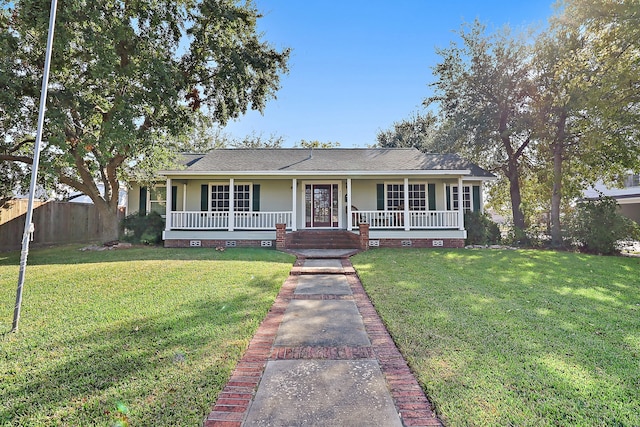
[223,0,555,147]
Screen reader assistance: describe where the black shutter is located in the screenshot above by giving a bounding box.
[139,187,147,215]
[171,186,178,211]
[428,183,436,211]
[446,185,451,211]
[201,184,208,211]
[472,185,481,212]
[376,184,384,210]
[252,184,260,211]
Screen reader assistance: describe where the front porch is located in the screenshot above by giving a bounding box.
[142,174,478,249]
[154,176,476,231]
[164,209,461,231]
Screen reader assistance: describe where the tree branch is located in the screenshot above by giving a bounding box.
[8,138,35,154]
[514,135,531,159]
[0,154,33,164]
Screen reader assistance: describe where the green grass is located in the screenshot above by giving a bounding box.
[0,245,294,426]
[352,249,640,427]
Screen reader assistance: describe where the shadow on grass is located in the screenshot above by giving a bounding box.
[0,246,295,267]
[0,271,287,425]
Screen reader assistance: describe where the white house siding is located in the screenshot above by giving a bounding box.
[258,180,293,212]
[619,201,640,223]
[127,183,141,215]
[351,181,377,211]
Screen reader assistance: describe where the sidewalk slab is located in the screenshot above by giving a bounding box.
[243,359,403,427]
[274,300,370,347]
[294,274,352,295]
[303,258,343,269]
[292,259,346,275]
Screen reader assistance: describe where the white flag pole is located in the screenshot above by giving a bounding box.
[12,0,59,332]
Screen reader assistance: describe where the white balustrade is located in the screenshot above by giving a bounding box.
[351,210,459,229]
[169,211,292,230]
[234,211,292,229]
[170,211,229,229]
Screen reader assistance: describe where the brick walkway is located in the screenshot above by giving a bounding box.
[204,256,442,427]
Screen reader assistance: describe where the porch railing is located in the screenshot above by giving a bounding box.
[409,211,459,229]
[234,212,292,229]
[352,210,459,229]
[169,211,292,230]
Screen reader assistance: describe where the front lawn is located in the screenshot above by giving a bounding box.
[0,246,294,426]
[352,249,640,427]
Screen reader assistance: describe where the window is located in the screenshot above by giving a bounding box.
[408,183,426,211]
[386,183,403,210]
[624,174,640,188]
[385,183,427,211]
[449,185,473,212]
[210,185,230,211]
[210,184,251,212]
[149,186,166,215]
[234,184,251,211]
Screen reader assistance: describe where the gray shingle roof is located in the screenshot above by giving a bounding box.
[171,148,494,178]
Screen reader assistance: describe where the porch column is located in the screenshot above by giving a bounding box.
[347,178,353,231]
[228,178,234,231]
[165,178,172,231]
[291,178,297,231]
[443,182,447,210]
[458,176,464,230]
[403,178,410,231]
[182,183,187,210]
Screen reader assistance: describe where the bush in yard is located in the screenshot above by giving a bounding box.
[464,211,502,245]
[567,196,640,255]
[122,211,165,244]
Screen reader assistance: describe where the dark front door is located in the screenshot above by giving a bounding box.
[313,184,332,227]
[305,184,339,228]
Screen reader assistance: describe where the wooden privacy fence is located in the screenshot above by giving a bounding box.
[0,199,125,252]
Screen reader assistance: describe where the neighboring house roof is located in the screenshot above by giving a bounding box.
[583,175,640,202]
[161,148,495,178]
[66,186,128,206]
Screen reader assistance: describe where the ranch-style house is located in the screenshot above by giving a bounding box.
[127,148,495,249]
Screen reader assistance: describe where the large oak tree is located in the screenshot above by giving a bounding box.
[533,0,640,246]
[0,0,289,239]
[427,21,536,234]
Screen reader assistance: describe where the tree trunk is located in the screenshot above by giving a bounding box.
[550,111,567,247]
[95,198,121,242]
[58,156,124,243]
[550,142,564,247]
[506,159,526,234]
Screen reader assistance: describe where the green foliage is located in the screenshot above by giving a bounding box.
[295,139,341,149]
[567,196,640,255]
[427,21,535,231]
[122,211,165,244]
[375,111,443,152]
[0,0,289,238]
[229,131,285,148]
[423,7,640,241]
[464,210,501,245]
